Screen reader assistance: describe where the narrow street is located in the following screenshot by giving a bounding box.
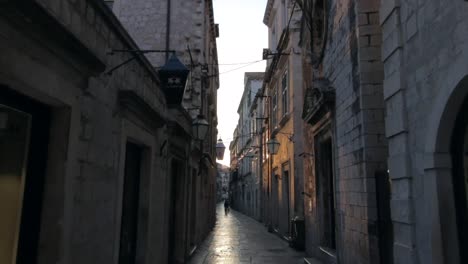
[189,204,305,264]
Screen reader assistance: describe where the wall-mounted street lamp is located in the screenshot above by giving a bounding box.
[265,131,294,155]
[106,49,190,106]
[192,114,209,140]
[158,54,190,105]
[266,137,280,155]
[216,138,226,160]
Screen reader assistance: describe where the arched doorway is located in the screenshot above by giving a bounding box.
[431,75,468,263]
[451,96,468,263]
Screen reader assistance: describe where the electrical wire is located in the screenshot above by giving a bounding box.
[212,60,265,66]
[215,60,264,76]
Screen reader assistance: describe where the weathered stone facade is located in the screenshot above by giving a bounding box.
[230,72,263,219]
[381,1,468,263]
[111,0,219,263]
[298,0,468,263]
[298,0,389,263]
[0,1,218,263]
[112,0,219,114]
[262,0,306,241]
[216,163,230,202]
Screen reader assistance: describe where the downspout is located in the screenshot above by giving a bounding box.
[165,0,171,61]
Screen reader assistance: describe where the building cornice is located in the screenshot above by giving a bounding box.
[263,0,275,25]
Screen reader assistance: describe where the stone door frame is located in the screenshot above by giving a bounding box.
[424,75,468,263]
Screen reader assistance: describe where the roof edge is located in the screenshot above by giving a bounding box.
[263,0,275,25]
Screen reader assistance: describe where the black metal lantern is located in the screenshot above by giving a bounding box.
[192,114,209,140]
[266,137,280,155]
[158,54,190,105]
[216,138,226,160]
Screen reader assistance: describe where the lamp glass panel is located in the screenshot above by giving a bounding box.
[197,123,208,140]
[266,138,280,155]
[192,115,209,140]
[216,144,226,160]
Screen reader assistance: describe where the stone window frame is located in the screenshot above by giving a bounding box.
[418,75,468,263]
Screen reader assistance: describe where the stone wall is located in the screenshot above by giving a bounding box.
[381,0,468,263]
[0,1,199,263]
[301,0,386,263]
[112,1,220,261]
[262,0,306,240]
[113,0,219,114]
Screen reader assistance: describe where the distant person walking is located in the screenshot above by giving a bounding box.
[224,199,230,216]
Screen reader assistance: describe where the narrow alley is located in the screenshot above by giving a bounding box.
[189,204,305,264]
[2,1,468,263]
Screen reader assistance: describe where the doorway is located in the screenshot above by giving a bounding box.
[272,167,279,230]
[168,159,186,264]
[451,96,468,263]
[315,132,336,250]
[118,142,143,264]
[281,163,290,237]
[0,86,50,264]
[375,170,393,264]
[189,169,198,253]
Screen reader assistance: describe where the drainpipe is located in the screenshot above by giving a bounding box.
[165,0,171,61]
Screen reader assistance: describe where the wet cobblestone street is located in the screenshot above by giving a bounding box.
[189,204,305,264]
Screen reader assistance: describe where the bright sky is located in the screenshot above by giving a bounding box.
[213,0,268,166]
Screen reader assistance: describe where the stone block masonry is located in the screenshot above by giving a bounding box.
[301,0,387,263]
[0,1,200,263]
[380,0,468,263]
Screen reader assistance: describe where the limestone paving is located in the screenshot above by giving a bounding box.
[189,204,305,264]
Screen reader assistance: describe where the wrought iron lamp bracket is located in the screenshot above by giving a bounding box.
[105,49,176,75]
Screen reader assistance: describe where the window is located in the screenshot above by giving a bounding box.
[281,69,289,116]
[272,85,278,128]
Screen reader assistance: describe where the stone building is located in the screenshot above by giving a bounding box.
[216,163,230,202]
[250,72,268,222]
[296,0,468,263]
[110,0,219,262]
[380,1,468,263]
[297,0,390,263]
[229,72,263,219]
[262,0,306,240]
[0,1,218,264]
